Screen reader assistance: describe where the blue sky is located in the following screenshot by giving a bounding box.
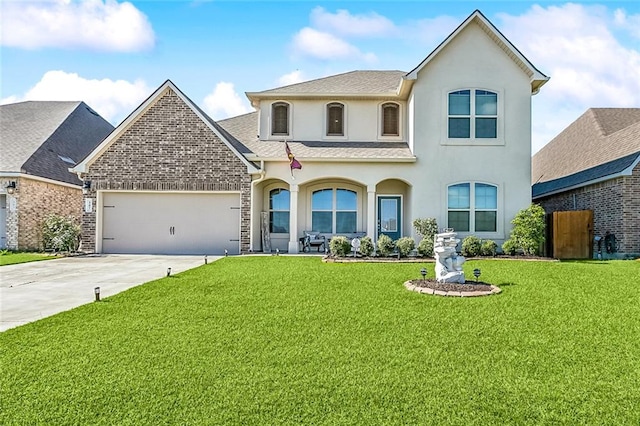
[2,0,639,153]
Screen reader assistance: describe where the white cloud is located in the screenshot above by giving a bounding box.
[1,0,154,51]
[402,16,461,47]
[497,3,640,153]
[310,6,395,37]
[0,70,151,124]
[202,82,252,120]
[277,70,307,87]
[292,27,377,62]
[614,8,640,39]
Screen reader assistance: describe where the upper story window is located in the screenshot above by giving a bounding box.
[271,102,289,136]
[269,188,290,233]
[448,89,497,139]
[326,103,344,136]
[447,182,498,232]
[311,188,357,233]
[381,103,399,136]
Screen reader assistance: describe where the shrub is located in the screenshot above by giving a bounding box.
[502,239,518,256]
[329,236,351,257]
[376,234,395,256]
[508,203,546,255]
[481,239,498,257]
[395,237,415,258]
[359,236,374,256]
[461,235,482,257]
[42,214,81,252]
[413,218,438,257]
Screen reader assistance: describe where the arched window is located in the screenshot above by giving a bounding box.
[271,102,289,136]
[312,188,357,233]
[269,188,290,233]
[448,89,497,139]
[381,103,399,136]
[326,103,344,136]
[447,183,497,232]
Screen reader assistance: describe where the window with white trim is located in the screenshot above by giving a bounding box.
[312,188,357,233]
[448,89,497,139]
[271,102,289,136]
[326,103,344,136]
[269,188,290,233]
[381,102,399,136]
[447,183,497,232]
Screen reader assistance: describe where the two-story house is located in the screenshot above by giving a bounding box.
[72,10,548,255]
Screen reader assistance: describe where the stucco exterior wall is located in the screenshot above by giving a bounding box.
[537,162,640,257]
[0,177,81,250]
[81,88,252,253]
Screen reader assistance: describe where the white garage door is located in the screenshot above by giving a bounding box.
[101,192,240,255]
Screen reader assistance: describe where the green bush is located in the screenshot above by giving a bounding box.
[329,236,351,257]
[508,203,546,255]
[417,238,435,257]
[413,218,438,257]
[395,237,415,258]
[481,239,498,257]
[359,236,374,256]
[376,234,395,256]
[42,214,80,252]
[461,235,482,257]
[502,239,518,256]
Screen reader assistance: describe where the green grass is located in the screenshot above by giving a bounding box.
[1,258,639,425]
[0,251,58,266]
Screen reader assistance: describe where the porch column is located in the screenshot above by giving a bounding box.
[288,184,299,253]
[367,185,376,239]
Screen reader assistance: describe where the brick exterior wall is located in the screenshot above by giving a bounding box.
[537,161,640,258]
[81,88,252,253]
[0,177,82,250]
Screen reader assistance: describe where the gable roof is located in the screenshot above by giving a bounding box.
[217,112,415,162]
[406,9,548,94]
[533,150,640,199]
[532,108,640,185]
[1,101,114,185]
[246,71,407,106]
[72,80,259,175]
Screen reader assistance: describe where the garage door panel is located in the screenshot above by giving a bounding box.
[101,192,240,255]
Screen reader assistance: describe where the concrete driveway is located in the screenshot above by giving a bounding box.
[0,254,214,332]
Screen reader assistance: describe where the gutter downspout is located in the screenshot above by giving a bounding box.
[249,160,266,252]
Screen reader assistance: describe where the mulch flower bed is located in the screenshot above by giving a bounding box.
[404,279,501,297]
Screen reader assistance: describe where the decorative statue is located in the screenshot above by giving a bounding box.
[433,231,466,284]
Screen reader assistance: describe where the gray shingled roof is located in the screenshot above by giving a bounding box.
[533,150,640,198]
[532,108,640,184]
[217,112,415,160]
[249,70,406,96]
[1,101,114,185]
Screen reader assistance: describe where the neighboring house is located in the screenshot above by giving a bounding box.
[0,101,114,250]
[532,108,640,258]
[72,10,548,255]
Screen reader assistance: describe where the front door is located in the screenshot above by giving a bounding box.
[377,196,401,241]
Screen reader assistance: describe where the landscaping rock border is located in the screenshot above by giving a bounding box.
[404,279,501,297]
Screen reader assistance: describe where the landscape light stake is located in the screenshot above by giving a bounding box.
[94,287,100,302]
[420,268,427,281]
[204,255,208,265]
[276,248,279,256]
[225,249,228,257]
[167,267,172,277]
[473,268,481,282]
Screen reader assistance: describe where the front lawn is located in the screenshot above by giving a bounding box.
[0,251,57,266]
[1,258,639,424]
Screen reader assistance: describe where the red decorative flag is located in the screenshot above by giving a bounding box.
[285,142,302,174]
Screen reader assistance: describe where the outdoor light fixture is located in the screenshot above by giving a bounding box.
[276,248,280,256]
[6,181,16,195]
[225,249,228,257]
[94,286,101,302]
[82,180,91,195]
[204,255,208,264]
[473,268,481,282]
[420,268,427,280]
[167,267,172,277]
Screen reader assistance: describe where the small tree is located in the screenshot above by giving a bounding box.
[395,237,415,257]
[42,214,81,252]
[505,203,546,255]
[376,234,395,256]
[413,218,438,257]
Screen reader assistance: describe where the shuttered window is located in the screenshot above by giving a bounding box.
[272,102,289,136]
[326,103,344,136]
[381,103,399,136]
